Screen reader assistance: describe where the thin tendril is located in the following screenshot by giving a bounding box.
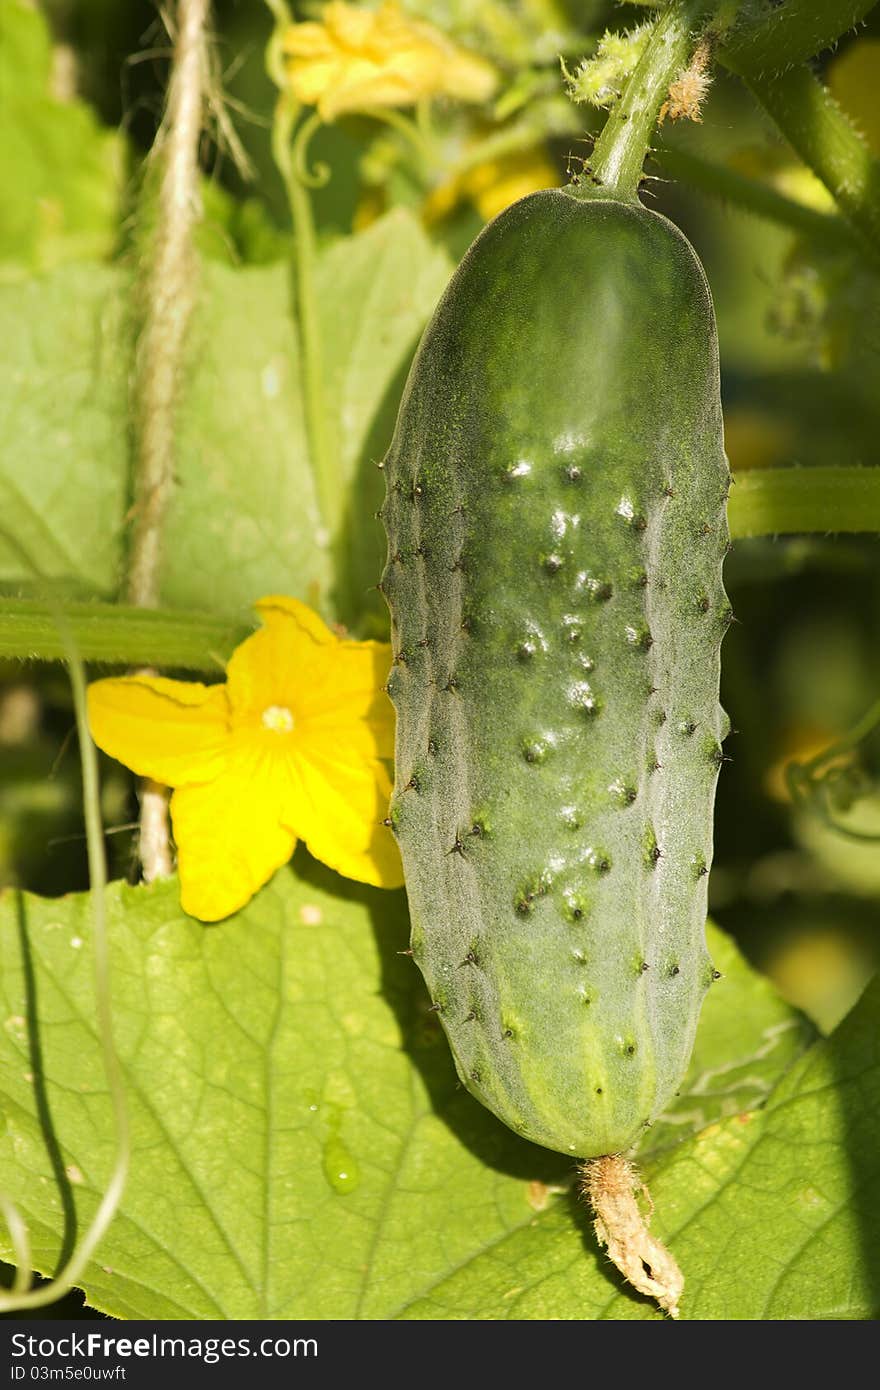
[0,528,130,1311]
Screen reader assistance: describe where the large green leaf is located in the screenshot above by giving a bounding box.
[0,265,129,595]
[0,213,451,625]
[0,0,125,278]
[0,862,842,1321]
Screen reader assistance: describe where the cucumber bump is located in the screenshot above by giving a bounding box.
[381,189,729,1160]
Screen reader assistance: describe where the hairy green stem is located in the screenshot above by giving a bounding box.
[744,64,880,262]
[4,467,880,673]
[722,0,877,75]
[654,146,856,250]
[573,0,715,200]
[728,467,880,540]
[0,600,249,670]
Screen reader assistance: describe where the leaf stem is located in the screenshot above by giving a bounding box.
[0,599,249,669]
[728,467,880,540]
[3,468,879,672]
[572,0,716,201]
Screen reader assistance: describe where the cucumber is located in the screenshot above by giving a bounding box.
[380,189,730,1158]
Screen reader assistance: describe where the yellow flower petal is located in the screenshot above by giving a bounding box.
[89,592,404,916]
[228,599,394,757]
[300,641,395,760]
[226,598,333,720]
[287,749,403,889]
[254,594,336,645]
[87,676,230,786]
[171,747,298,921]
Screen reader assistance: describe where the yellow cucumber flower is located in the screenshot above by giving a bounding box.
[87,596,402,922]
[282,1,497,122]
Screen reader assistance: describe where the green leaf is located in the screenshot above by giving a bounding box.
[317,210,452,625]
[0,264,129,595]
[0,212,452,627]
[0,0,125,278]
[0,866,834,1321]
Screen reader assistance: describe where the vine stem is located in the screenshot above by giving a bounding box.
[727,467,880,540]
[8,470,875,670]
[127,0,211,881]
[0,600,248,669]
[722,0,878,76]
[572,0,716,201]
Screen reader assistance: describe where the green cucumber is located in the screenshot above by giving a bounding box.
[380,188,730,1159]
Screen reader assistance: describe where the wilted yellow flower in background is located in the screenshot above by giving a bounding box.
[283,0,498,121]
[423,144,560,225]
[87,596,402,922]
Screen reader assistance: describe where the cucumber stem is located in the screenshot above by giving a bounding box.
[2,469,877,671]
[571,0,716,202]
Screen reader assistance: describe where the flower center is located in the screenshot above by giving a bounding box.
[261,704,295,733]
